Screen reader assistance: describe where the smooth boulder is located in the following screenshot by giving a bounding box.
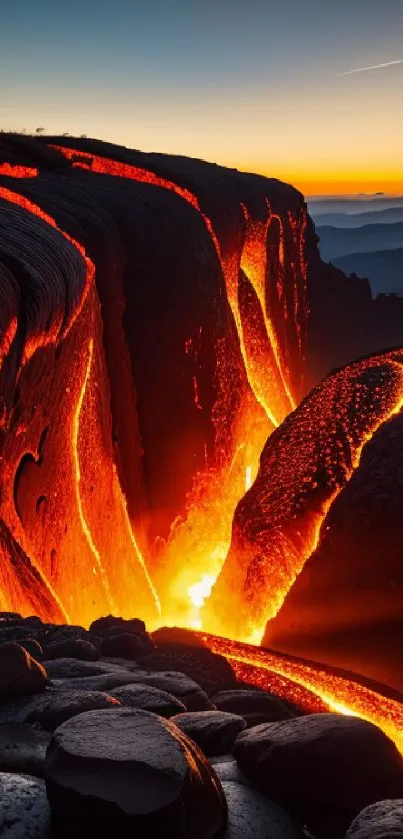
[0,642,48,696]
[346,800,403,838]
[110,683,186,717]
[213,689,295,727]
[0,772,51,837]
[25,689,120,731]
[222,781,304,838]
[172,711,246,756]
[45,707,227,839]
[233,713,403,837]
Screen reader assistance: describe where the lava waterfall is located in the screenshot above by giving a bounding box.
[0,135,403,683]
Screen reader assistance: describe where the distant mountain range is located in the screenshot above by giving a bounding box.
[333,249,403,297]
[308,196,403,217]
[313,207,403,228]
[316,222,403,261]
[310,195,403,297]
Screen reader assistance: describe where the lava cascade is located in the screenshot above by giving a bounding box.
[49,143,307,626]
[1,138,403,755]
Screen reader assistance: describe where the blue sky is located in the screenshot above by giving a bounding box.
[2,0,403,191]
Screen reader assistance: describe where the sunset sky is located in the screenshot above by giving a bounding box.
[2,0,403,195]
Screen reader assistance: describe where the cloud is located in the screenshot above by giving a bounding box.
[338,58,403,76]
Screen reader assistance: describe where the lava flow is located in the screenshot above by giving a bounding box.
[1,141,403,758]
[200,634,403,755]
[51,143,305,627]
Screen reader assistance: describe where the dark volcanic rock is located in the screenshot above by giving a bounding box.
[0,772,51,837]
[50,671,156,693]
[346,800,403,838]
[222,781,304,839]
[115,670,214,711]
[45,707,227,839]
[100,631,154,659]
[264,413,403,694]
[0,642,48,697]
[212,689,295,727]
[110,683,186,717]
[44,658,120,680]
[139,646,237,695]
[210,757,252,788]
[25,689,120,731]
[0,724,50,778]
[89,615,146,637]
[42,638,99,661]
[233,713,403,837]
[172,711,247,756]
[204,345,403,650]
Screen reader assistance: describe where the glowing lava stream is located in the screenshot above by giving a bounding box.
[201,634,403,754]
[72,338,117,612]
[51,144,297,428]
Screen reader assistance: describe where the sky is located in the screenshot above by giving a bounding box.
[1,0,403,195]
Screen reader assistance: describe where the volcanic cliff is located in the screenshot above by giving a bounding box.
[0,133,403,692]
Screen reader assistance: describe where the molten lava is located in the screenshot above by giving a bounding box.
[1,144,403,758]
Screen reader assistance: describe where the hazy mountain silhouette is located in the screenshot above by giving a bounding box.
[314,207,403,228]
[333,248,403,296]
[309,196,403,217]
[317,222,403,261]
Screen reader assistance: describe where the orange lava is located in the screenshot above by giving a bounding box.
[0,185,93,357]
[1,145,402,759]
[203,349,403,642]
[0,164,38,178]
[51,143,304,626]
[201,634,403,754]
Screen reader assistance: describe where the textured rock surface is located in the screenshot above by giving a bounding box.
[25,689,120,731]
[212,689,295,727]
[172,711,247,756]
[346,800,403,838]
[110,683,186,717]
[0,772,51,837]
[45,707,227,839]
[233,713,403,836]
[222,781,304,839]
[264,413,403,693]
[0,724,50,778]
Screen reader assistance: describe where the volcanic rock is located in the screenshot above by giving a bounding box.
[42,638,99,661]
[0,724,50,778]
[0,642,48,697]
[25,689,120,731]
[89,615,146,637]
[139,646,237,695]
[45,707,227,839]
[110,683,186,717]
[264,412,403,693]
[233,713,403,836]
[212,689,295,726]
[210,757,253,788]
[345,800,403,838]
[0,772,51,837]
[100,631,154,659]
[44,658,121,679]
[172,711,247,756]
[50,671,157,693]
[222,781,304,839]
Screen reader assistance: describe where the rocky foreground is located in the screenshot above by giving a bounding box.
[0,614,402,838]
